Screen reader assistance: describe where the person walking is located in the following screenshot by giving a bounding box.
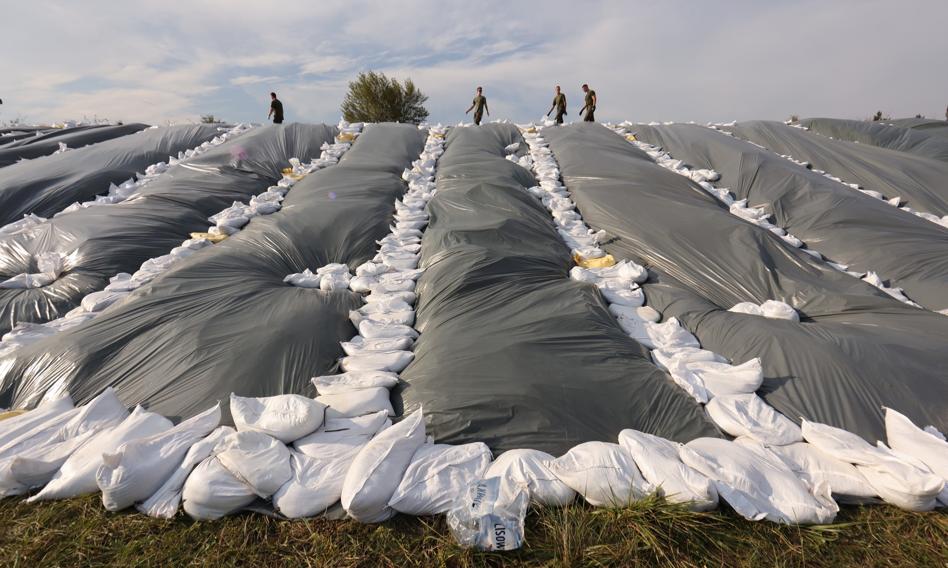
[547,85,567,124]
[268,92,284,124]
[465,87,489,125]
[579,84,597,122]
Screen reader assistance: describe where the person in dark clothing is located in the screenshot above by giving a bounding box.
[465,86,489,125]
[547,85,567,124]
[580,84,597,122]
[268,92,284,124]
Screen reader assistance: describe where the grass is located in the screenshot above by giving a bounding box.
[1,495,945,567]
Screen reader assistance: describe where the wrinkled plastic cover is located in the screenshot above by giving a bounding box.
[397,124,718,455]
[542,123,948,443]
[0,124,150,168]
[799,117,948,162]
[0,124,336,334]
[0,124,425,423]
[0,124,223,225]
[721,120,948,217]
[631,123,948,311]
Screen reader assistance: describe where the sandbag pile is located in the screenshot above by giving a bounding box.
[0,127,359,363]
[613,126,923,309]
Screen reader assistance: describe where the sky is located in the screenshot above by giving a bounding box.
[2,0,947,126]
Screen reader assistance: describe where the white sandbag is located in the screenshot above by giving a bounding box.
[650,347,725,372]
[885,407,948,480]
[0,430,97,497]
[29,406,173,501]
[389,442,492,516]
[547,442,652,507]
[706,394,802,446]
[618,429,717,511]
[317,387,395,418]
[0,406,81,459]
[137,426,235,519]
[447,475,529,551]
[341,409,425,523]
[729,302,764,317]
[80,290,127,312]
[0,395,74,448]
[608,304,660,342]
[599,285,645,307]
[341,336,413,356]
[365,291,416,304]
[340,350,414,373]
[680,437,838,524]
[677,358,763,398]
[642,318,700,350]
[97,404,222,511]
[182,455,256,520]
[293,412,390,460]
[349,276,377,293]
[483,449,576,507]
[349,309,415,327]
[802,419,944,511]
[760,300,799,321]
[230,393,326,443]
[215,431,291,497]
[312,371,400,394]
[765,442,876,502]
[283,269,320,288]
[359,320,419,340]
[273,450,358,518]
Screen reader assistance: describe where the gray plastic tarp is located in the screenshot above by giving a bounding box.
[0,124,223,225]
[543,123,948,442]
[798,118,948,162]
[722,121,948,217]
[631,123,948,311]
[0,123,150,168]
[397,124,719,455]
[0,124,425,422]
[0,123,336,334]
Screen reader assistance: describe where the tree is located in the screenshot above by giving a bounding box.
[201,114,221,124]
[341,71,429,124]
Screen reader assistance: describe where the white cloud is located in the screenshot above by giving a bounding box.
[230,75,281,86]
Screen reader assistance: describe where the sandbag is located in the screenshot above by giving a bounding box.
[0,395,74,449]
[29,406,172,501]
[885,407,948,481]
[547,442,652,507]
[341,409,425,523]
[317,387,395,418]
[446,475,529,551]
[680,437,838,524]
[137,426,235,519]
[706,394,802,446]
[389,442,493,516]
[618,429,718,511]
[483,449,576,507]
[215,431,292,497]
[97,404,222,511]
[311,371,400,393]
[802,419,944,511]
[764,442,876,502]
[340,350,414,373]
[293,411,391,460]
[272,450,356,519]
[230,394,326,443]
[182,455,256,520]
[0,430,97,497]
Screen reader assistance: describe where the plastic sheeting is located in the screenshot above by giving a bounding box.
[397,124,718,455]
[0,124,223,225]
[0,124,150,168]
[0,124,425,421]
[0,124,335,334]
[630,123,948,311]
[542,123,948,443]
[799,118,948,162]
[721,121,948,217]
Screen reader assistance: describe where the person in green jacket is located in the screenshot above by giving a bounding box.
[547,85,567,124]
[579,84,597,122]
[465,87,490,125]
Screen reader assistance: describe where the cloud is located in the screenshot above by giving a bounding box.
[2,0,947,125]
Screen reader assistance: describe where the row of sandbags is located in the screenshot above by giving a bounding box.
[611,125,922,309]
[0,130,356,369]
[714,121,948,229]
[515,123,946,521]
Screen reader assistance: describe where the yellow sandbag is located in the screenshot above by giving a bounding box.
[337,132,358,143]
[190,232,227,243]
[625,134,637,142]
[573,253,616,268]
[0,409,28,422]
